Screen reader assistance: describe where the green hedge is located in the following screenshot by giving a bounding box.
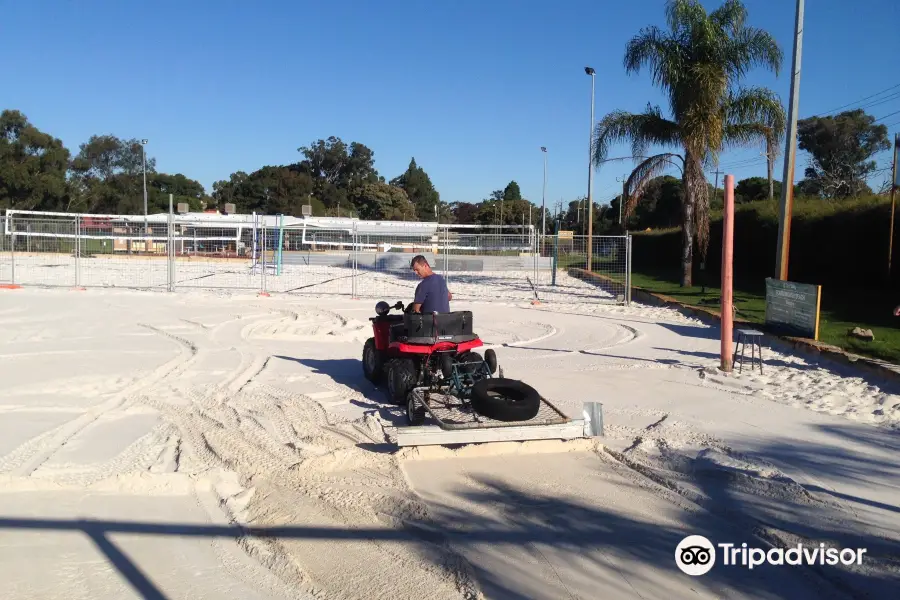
[631,196,896,292]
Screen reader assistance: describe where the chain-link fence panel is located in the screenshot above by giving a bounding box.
[441,232,542,303]
[535,234,630,304]
[170,216,259,290]
[352,232,440,301]
[76,215,167,290]
[5,215,78,288]
[2,210,632,305]
[0,219,10,284]
[258,225,355,295]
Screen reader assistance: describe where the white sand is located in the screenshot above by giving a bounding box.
[0,272,898,598]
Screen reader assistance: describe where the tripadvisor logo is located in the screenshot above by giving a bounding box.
[675,535,867,576]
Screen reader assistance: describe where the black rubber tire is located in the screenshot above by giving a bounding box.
[470,378,541,422]
[362,338,384,383]
[454,351,484,376]
[439,353,454,378]
[387,358,417,406]
[484,349,498,374]
[407,392,426,425]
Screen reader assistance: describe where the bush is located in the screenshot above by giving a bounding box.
[631,195,895,292]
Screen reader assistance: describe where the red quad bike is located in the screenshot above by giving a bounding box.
[362,300,542,426]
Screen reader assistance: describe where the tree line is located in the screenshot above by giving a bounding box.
[0,110,209,216]
[0,112,558,229]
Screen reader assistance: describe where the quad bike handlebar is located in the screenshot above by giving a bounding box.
[376,300,439,316]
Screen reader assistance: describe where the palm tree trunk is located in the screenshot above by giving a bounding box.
[680,150,705,287]
[680,192,694,287]
[766,137,774,200]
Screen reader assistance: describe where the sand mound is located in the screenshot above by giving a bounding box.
[698,343,900,429]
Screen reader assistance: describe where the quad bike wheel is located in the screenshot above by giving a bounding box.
[387,358,418,406]
[484,349,498,374]
[362,338,384,383]
[471,378,541,422]
[454,351,486,376]
[406,391,427,425]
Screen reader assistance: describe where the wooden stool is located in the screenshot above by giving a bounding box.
[734,329,764,374]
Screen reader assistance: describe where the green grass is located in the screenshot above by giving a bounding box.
[626,268,900,365]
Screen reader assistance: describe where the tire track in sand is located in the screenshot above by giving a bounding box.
[142,383,481,600]
[3,324,197,477]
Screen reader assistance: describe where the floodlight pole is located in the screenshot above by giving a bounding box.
[585,66,596,272]
[541,146,547,237]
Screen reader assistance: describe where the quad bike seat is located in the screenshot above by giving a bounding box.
[390,311,478,345]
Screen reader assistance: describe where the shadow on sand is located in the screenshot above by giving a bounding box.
[273,355,407,427]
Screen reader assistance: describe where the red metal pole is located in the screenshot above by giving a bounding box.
[721,174,735,372]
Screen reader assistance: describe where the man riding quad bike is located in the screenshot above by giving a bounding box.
[361,298,542,425]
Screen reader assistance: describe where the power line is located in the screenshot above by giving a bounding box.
[803,82,900,119]
[875,109,900,123]
[853,91,900,112]
[718,155,767,169]
[715,90,900,172]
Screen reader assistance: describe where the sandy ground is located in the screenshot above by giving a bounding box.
[0,282,898,599]
[0,253,622,304]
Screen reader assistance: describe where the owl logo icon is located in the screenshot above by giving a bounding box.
[675,535,716,576]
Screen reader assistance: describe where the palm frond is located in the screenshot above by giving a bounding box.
[710,0,747,34]
[624,27,684,91]
[726,27,783,79]
[721,123,770,151]
[592,107,681,166]
[622,153,684,219]
[665,0,708,37]
[725,87,784,128]
[723,86,786,152]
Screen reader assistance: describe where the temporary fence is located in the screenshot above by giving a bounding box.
[1,210,631,305]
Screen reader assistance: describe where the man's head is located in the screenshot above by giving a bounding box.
[410,255,432,278]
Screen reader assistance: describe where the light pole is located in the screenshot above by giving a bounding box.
[585,66,596,271]
[141,139,148,249]
[540,147,547,237]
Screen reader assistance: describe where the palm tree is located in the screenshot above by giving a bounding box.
[592,0,786,286]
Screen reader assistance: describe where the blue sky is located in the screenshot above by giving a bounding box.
[4,0,899,210]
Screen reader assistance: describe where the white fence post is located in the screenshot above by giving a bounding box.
[10,215,15,285]
[261,223,268,294]
[168,193,174,292]
[355,229,360,298]
[74,215,81,287]
[626,233,632,306]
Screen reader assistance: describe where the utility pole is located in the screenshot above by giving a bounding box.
[765,139,777,200]
[889,133,899,277]
[617,173,628,227]
[585,66,596,271]
[713,166,723,205]
[775,0,804,281]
